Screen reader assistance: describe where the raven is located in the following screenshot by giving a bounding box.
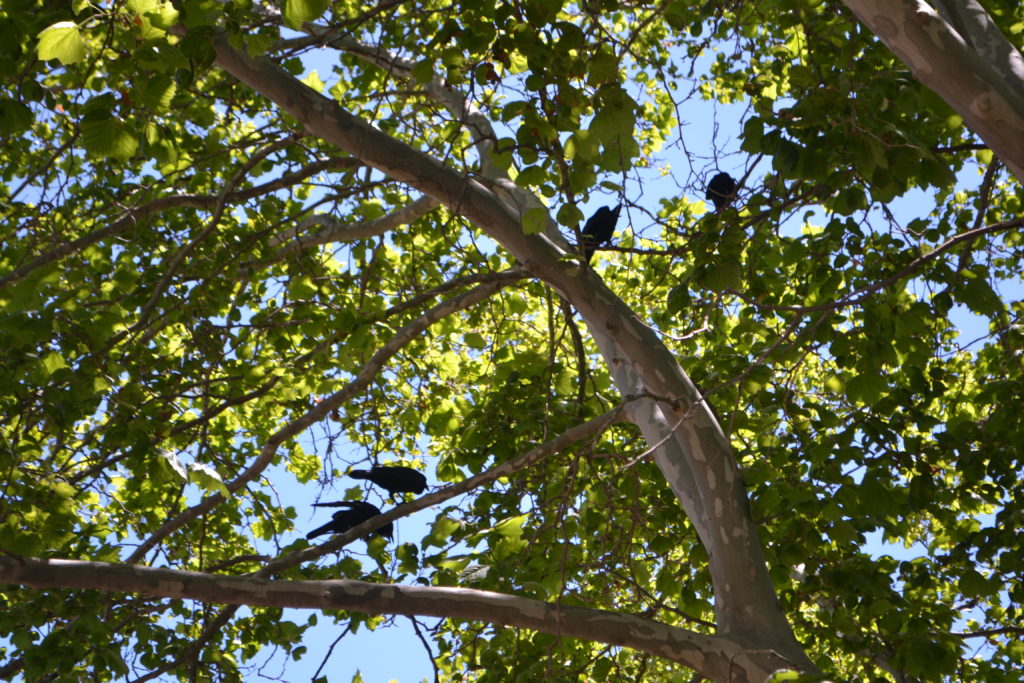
[706,172,736,211]
[306,500,393,540]
[581,204,622,262]
[349,465,428,497]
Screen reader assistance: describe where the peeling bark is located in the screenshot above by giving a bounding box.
[0,556,796,683]
[842,0,1024,180]
[269,194,439,253]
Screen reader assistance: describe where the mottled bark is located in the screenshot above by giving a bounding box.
[843,0,1024,180]
[0,556,796,683]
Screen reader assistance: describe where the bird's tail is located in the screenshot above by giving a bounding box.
[306,522,333,539]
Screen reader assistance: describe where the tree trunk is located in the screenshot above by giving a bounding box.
[842,0,1024,180]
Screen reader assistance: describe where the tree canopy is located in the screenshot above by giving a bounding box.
[1,0,1022,681]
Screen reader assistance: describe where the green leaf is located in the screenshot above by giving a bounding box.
[704,261,742,292]
[589,107,634,145]
[521,207,548,235]
[493,514,528,540]
[36,22,87,65]
[958,273,1003,316]
[464,332,487,349]
[282,0,330,29]
[81,114,139,161]
[564,130,598,162]
[587,50,619,85]
[301,69,326,93]
[39,351,67,377]
[0,98,33,135]
[424,517,461,548]
[288,274,318,299]
[845,373,887,406]
[137,75,177,112]
[788,64,814,88]
[188,462,230,498]
[556,203,584,228]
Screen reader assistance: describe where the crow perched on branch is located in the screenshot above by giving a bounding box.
[706,172,737,211]
[349,465,428,497]
[306,500,393,540]
[581,204,622,262]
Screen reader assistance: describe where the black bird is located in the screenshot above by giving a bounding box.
[306,500,393,541]
[580,204,622,262]
[349,465,428,497]
[706,172,736,211]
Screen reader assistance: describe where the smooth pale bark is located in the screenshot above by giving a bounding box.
[0,556,795,683]
[207,35,814,673]
[842,0,1024,180]
[934,0,1024,85]
[319,35,787,647]
[269,194,439,253]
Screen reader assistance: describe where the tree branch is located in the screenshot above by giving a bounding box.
[0,555,792,683]
[727,215,1024,314]
[260,404,630,575]
[304,26,564,241]
[268,193,438,255]
[841,0,1024,180]
[0,156,358,289]
[208,31,813,667]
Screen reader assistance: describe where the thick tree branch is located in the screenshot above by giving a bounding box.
[305,28,502,180]
[842,0,1024,180]
[933,0,1024,87]
[304,26,563,241]
[0,555,793,683]
[127,399,626,680]
[268,193,439,255]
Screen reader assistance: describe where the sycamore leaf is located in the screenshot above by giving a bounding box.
[522,207,548,235]
[37,22,87,65]
[81,114,139,161]
[282,0,330,30]
[188,463,230,498]
[158,449,188,480]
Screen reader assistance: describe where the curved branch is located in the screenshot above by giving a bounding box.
[841,0,1024,180]
[126,274,522,563]
[268,193,438,254]
[0,555,792,683]
[933,0,1024,88]
[303,26,563,241]
[208,31,812,668]
[0,156,359,289]
[305,28,502,180]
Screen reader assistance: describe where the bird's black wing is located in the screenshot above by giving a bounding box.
[307,500,391,540]
[580,204,622,262]
[350,466,428,494]
[706,172,736,211]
